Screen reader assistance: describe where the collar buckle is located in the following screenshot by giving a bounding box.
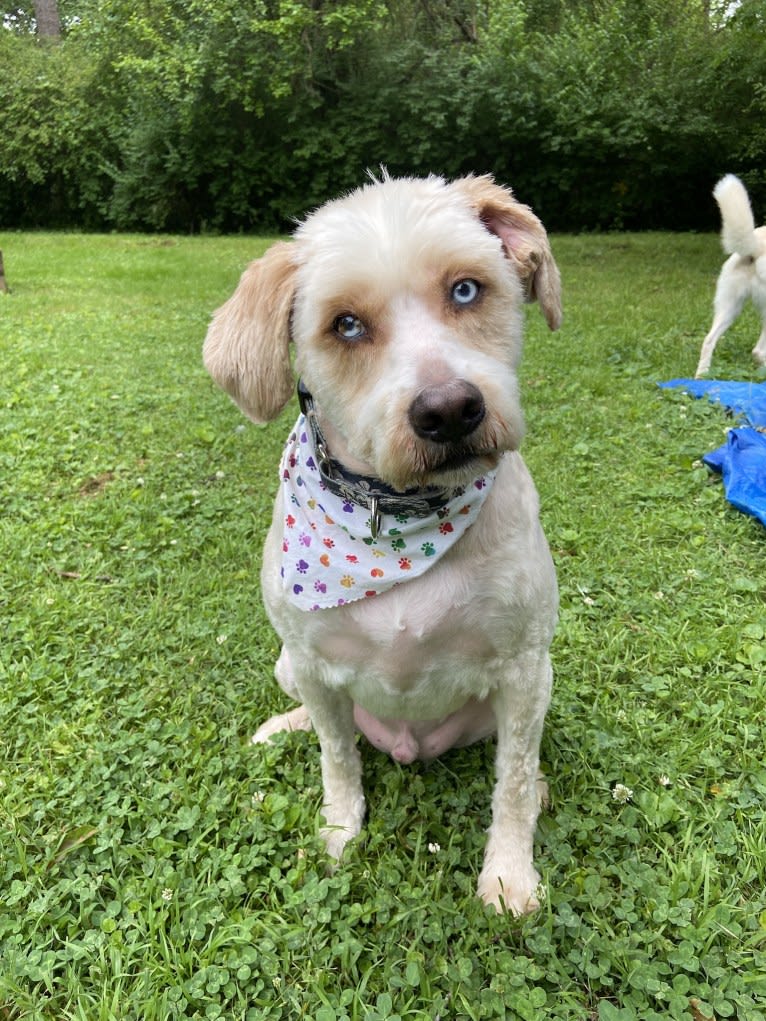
[369,495,382,540]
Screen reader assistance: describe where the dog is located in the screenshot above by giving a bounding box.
[695,174,766,377]
[203,173,562,914]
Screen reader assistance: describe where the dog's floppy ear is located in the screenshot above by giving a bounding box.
[203,241,297,423]
[454,175,562,331]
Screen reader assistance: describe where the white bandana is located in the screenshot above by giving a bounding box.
[279,415,496,611]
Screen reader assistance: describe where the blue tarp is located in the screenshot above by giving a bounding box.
[658,379,766,529]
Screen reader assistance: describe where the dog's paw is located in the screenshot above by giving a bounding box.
[477,865,543,916]
[251,706,313,744]
[320,822,360,861]
[320,795,365,860]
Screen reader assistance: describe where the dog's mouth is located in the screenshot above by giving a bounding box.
[432,447,500,475]
[396,442,503,490]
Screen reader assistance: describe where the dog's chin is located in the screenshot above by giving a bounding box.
[390,448,503,492]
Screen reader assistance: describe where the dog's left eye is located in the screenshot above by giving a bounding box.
[451,279,481,306]
[333,314,367,341]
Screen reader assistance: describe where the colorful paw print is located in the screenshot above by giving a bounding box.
[438,521,454,535]
[370,567,384,578]
[391,537,406,551]
[340,575,355,588]
[398,557,412,570]
[420,541,436,557]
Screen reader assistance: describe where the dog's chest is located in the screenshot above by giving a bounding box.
[321,585,495,683]
[264,451,557,716]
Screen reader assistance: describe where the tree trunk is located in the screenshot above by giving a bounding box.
[33,0,62,41]
[0,251,9,293]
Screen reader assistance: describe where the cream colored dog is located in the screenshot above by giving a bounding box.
[695,174,766,377]
[204,173,562,914]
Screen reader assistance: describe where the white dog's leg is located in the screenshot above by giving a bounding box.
[477,651,552,914]
[696,309,740,377]
[752,323,766,366]
[251,705,313,744]
[296,677,366,860]
[696,264,749,377]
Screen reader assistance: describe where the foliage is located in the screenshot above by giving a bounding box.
[1,230,765,1018]
[1,0,766,231]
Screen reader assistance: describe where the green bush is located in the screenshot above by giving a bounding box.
[1,0,765,231]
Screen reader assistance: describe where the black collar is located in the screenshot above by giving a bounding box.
[297,380,464,539]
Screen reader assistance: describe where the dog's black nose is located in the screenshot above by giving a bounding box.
[408,380,486,443]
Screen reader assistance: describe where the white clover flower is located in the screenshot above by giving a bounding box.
[427,842,441,854]
[612,783,633,803]
[161,888,173,901]
[659,775,671,787]
[216,634,228,645]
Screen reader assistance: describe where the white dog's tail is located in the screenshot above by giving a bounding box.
[714,174,760,258]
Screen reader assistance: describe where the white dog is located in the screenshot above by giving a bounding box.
[695,174,766,377]
[203,173,562,914]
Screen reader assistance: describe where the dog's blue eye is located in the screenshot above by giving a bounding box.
[333,314,366,341]
[452,279,481,306]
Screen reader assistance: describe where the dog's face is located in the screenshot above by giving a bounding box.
[204,174,561,491]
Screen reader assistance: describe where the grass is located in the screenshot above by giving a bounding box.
[1,228,765,1021]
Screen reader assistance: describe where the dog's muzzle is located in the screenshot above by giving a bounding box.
[297,380,475,539]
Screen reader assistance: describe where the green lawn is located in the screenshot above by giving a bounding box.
[1,230,764,1020]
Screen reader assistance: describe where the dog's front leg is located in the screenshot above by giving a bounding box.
[296,673,365,860]
[477,650,552,914]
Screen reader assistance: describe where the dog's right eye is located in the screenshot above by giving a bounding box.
[333,314,367,341]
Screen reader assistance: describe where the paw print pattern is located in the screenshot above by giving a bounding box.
[280,412,496,609]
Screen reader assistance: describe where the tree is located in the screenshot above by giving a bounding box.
[33,0,61,39]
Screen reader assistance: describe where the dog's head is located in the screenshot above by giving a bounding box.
[204,173,561,491]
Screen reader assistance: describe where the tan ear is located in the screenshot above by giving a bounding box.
[454,175,562,331]
[203,241,297,422]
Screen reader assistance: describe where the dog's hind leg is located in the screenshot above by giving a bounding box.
[251,646,314,743]
[695,304,743,377]
[753,325,766,367]
[696,261,750,376]
[251,705,313,744]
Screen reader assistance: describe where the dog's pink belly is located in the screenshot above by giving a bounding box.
[353,699,496,763]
